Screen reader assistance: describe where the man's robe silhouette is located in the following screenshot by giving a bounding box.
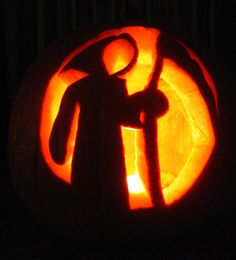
[50,35,142,216]
[49,34,169,216]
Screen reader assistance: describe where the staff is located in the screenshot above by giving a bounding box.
[143,33,168,208]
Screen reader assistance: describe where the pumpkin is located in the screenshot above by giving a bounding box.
[8,25,218,241]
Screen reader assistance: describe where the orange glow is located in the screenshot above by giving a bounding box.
[122,127,153,208]
[103,38,135,75]
[40,26,217,210]
[40,70,86,183]
[159,59,215,205]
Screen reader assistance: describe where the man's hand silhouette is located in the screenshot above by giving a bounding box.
[140,88,169,119]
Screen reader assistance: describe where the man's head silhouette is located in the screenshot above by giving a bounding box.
[62,33,138,77]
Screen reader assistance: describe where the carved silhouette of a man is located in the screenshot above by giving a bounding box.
[50,34,168,216]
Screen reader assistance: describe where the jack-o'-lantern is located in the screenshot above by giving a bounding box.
[8,25,218,241]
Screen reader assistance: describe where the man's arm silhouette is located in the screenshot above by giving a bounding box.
[49,82,80,164]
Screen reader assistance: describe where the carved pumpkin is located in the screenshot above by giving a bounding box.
[8,26,218,240]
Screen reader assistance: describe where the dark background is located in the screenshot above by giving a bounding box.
[0,0,235,258]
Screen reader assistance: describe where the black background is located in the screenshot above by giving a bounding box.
[0,0,235,258]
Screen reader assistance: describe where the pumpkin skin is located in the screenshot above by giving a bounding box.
[8,25,219,242]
